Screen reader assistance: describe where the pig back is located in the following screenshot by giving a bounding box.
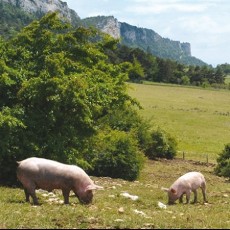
[171,171,205,190]
[17,157,93,191]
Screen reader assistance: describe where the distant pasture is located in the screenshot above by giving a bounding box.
[128,82,230,163]
[225,75,230,84]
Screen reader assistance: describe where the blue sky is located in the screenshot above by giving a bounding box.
[64,0,230,67]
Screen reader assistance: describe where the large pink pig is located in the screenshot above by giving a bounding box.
[17,157,103,205]
[162,171,207,205]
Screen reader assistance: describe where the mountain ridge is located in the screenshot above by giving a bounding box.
[1,0,80,24]
[82,15,207,66]
[0,0,207,66]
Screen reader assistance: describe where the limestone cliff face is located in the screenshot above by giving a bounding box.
[94,17,208,65]
[2,0,80,23]
[84,16,192,59]
[82,16,121,39]
[120,23,191,58]
[181,42,191,56]
[96,16,121,39]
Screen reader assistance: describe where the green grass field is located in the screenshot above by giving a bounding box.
[1,159,230,229]
[225,75,230,84]
[128,82,230,163]
[1,82,230,228]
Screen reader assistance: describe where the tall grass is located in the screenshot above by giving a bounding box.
[128,82,230,162]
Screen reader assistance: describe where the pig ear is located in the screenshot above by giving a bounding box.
[94,185,104,190]
[161,187,169,192]
[85,184,104,192]
[171,188,177,194]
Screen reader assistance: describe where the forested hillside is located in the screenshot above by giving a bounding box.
[0,0,38,37]
[106,44,226,87]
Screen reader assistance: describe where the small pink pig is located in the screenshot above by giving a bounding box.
[162,171,207,205]
[17,157,103,205]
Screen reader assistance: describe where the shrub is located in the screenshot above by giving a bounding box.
[0,108,27,185]
[144,128,177,160]
[98,105,153,151]
[91,130,145,181]
[214,143,230,178]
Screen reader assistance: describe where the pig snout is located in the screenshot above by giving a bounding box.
[77,191,93,204]
[167,188,178,205]
[161,187,178,205]
[75,184,103,205]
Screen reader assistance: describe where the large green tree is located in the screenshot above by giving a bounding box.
[0,12,144,184]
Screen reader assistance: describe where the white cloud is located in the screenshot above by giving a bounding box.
[126,0,209,14]
[178,16,217,33]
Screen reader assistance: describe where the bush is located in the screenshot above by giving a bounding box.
[0,108,27,185]
[91,130,145,181]
[144,128,177,160]
[98,106,153,150]
[214,143,230,178]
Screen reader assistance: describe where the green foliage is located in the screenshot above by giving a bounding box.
[108,45,226,88]
[214,143,230,178]
[218,63,230,75]
[181,75,190,85]
[128,56,145,82]
[90,130,145,181]
[0,12,146,184]
[0,107,26,184]
[145,128,177,160]
[0,12,183,185]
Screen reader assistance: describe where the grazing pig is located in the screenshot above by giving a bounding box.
[16,157,103,205]
[162,171,207,205]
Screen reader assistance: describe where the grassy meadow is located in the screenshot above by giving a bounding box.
[225,75,230,84]
[0,159,230,229]
[128,82,230,163]
[1,82,230,229]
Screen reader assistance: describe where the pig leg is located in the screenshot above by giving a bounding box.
[193,190,198,203]
[31,192,39,205]
[179,193,184,203]
[26,187,38,205]
[185,190,191,204]
[201,184,208,203]
[28,188,39,205]
[24,188,30,202]
[22,182,38,205]
[62,189,70,204]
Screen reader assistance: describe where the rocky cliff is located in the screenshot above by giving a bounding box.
[121,22,191,56]
[83,16,195,62]
[83,16,207,66]
[1,0,80,24]
[83,16,120,39]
